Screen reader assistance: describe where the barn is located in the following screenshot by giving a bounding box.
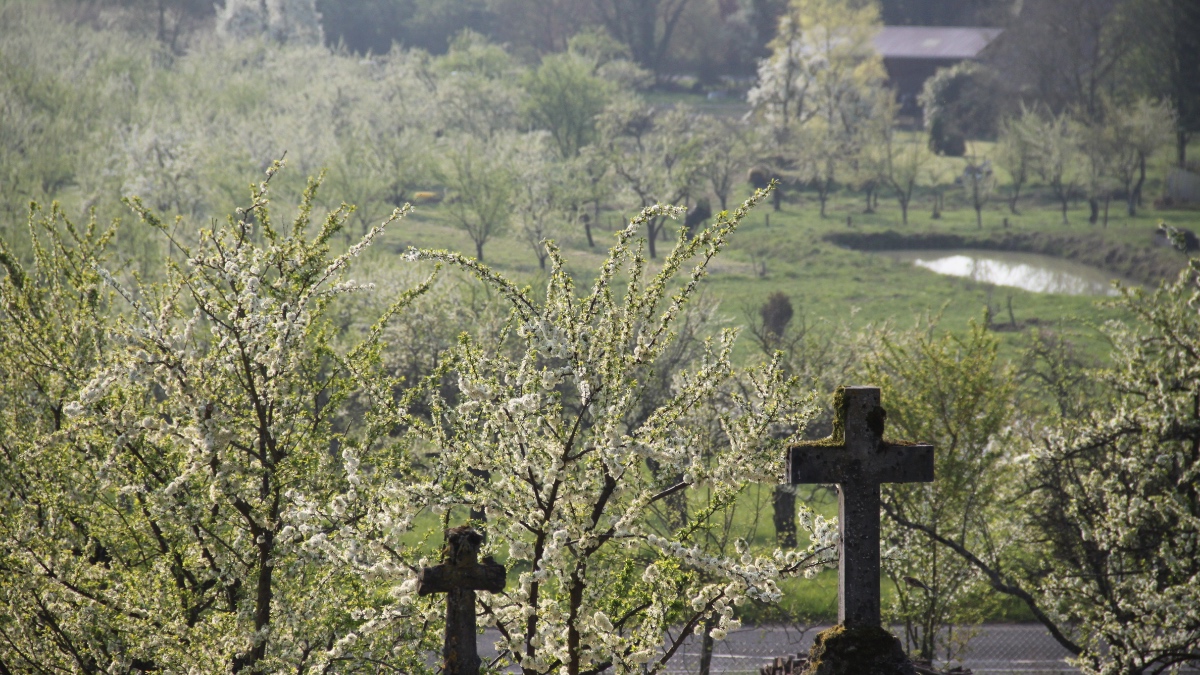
[873,26,1003,118]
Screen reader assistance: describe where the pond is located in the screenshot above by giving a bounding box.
[879,249,1126,296]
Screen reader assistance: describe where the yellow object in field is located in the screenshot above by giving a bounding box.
[412,191,442,204]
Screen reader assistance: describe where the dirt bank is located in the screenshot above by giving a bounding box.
[825,230,1188,286]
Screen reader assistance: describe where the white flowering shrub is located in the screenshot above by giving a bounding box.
[319,188,837,675]
[0,164,440,672]
[1024,261,1200,675]
[218,0,323,46]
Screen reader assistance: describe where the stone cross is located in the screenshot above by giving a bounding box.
[788,386,934,628]
[418,526,507,675]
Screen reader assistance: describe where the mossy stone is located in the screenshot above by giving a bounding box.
[801,625,916,675]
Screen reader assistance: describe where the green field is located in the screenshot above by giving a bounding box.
[365,169,1198,364]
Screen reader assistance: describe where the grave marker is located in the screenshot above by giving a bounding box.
[418,526,506,675]
[788,386,934,628]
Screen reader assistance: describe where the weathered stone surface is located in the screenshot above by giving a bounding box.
[802,625,917,675]
[788,386,934,628]
[418,526,506,675]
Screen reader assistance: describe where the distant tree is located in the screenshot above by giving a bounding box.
[960,151,995,229]
[430,31,521,138]
[694,115,754,211]
[986,0,1131,122]
[748,0,888,217]
[748,0,885,132]
[405,0,496,53]
[600,102,703,258]
[218,0,324,45]
[317,0,410,54]
[487,0,586,54]
[436,133,518,261]
[1021,108,1080,225]
[879,0,999,26]
[1108,99,1175,216]
[590,0,692,78]
[919,62,999,157]
[1077,120,1119,226]
[511,135,562,270]
[995,110,1035,214]
[522,52,616,159]
[869,103,931,226]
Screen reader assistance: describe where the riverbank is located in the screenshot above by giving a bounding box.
[823,229,1189,286]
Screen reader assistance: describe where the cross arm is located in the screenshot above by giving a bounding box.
[418,557,507,595]
[872,442,934,483]
[789,442,934,485]
[789,443,851,485]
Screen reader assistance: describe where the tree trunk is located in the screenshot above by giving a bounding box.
[647,219,659,259]
[586,202,598,248]
[1060,195,1069,225]
[773,485,797,548]
[773,186,782,211]
[1088,198,1099,225]
[1130,156,1146,216]
[475,240,485,261]
[975,204,983,228]
[1009,184,1022,214]
[698,614,719,675]
[900,198,909,225]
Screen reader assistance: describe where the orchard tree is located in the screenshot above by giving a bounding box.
[1022,108,1080,225]
[864,318,1016,664]
[747,0,884,132]
[600,101,703,258]
[1078,120,1119,226]
[996,110,1035,214]
[522,52,617,159]
[747,0,887,217]
[879,122,931,226]
[431,31,522,139]
[0,165,440,672]
[340,190,839,675]
[694,115,754,211]
[436,132,518,261]
[1108,98,1174,216]
[960,151,995,229]
[1021,258,1200,674]
[511,134,564,270]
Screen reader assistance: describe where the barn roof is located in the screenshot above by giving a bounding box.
[872,26,1003,60]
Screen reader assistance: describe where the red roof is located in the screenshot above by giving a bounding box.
[872,26,1003,60]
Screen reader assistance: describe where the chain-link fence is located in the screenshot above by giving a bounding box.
[657,624,1078,675]
[479,625,1198,674]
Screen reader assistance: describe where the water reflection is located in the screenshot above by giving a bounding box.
[882,249,1123,296]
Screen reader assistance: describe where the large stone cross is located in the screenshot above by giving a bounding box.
[418,526,507,675]
[788,386,934,628]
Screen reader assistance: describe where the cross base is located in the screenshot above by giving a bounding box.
[802,625,916,675]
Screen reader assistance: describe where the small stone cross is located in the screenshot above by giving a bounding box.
[418,526,507,675]
[788,386,934,628]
